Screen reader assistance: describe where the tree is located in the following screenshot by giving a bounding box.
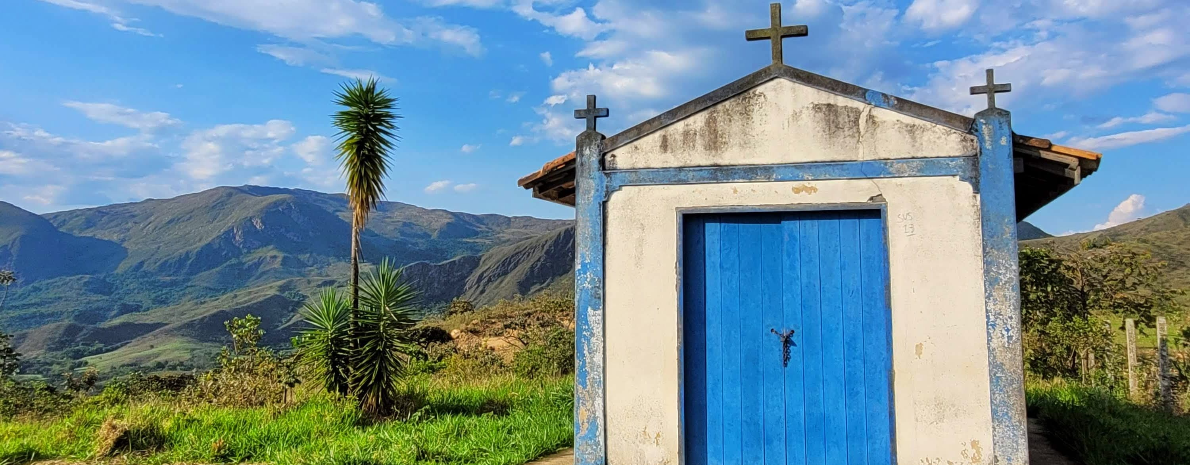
[1019,240,1182,380]
[332,78,401,317]
[296,260,420,416]
[295,289,352,396]
[0,270,14,311]
[352,259,419,416]
[0,331,19,379]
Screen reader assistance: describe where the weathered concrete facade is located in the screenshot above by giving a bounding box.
[601,78,994,465]
[519,60,1104,465]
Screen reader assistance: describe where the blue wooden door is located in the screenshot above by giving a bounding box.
[682,211,893,465]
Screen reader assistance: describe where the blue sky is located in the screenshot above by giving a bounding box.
[1,0,1188,235]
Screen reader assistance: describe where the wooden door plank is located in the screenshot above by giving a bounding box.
[860,214,893,465]
[799,218,827,465]
[840,215,869,465]
[720,222,744,465]
[760,219,787,465]
[683,215,709,465]
[739,219,765,465]
[704,217,725,465]
[782,214,807,465]
[818,213,849,464]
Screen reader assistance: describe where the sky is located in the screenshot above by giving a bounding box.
[1,0,1188,235]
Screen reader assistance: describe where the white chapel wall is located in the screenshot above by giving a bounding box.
[600,78,995,465]
[605,79,978,170]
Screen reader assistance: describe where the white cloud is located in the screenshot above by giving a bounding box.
[37,0,160,36]
[1098,112,1177,129]
[63,101,180,131]
[180,120,296,180]
[543,95,567,106]
[1094,194,1146,230]
[111,22,160,37]
[509,136,527,146]
[460,144,480,153]
[292,135,331,165]
[3,123,157,159]
[1154,93,1190,113]
[320,68,392,82]
[0,150,58,176]
[421,0,502,7]
[60,0,485,55]
[540,51,553,67]
[1043,131,1070,140]
[506,92,525,103]
[424,180,452,193]
[905,0,979,32]
[21,185,66,207]
[1068,124,1190,150]
[421,19,484,56]
[257,44,332,67]
[453,183,478,192]
[552,50,702,101]
[511,2,606,40]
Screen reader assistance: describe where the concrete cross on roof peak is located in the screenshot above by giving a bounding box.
[745,3,809,66]
[574,94,609,133]
[970,69,1012,111]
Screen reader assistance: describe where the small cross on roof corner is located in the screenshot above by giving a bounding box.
[745,3,809,66]
[970,68,1012,111]
[574,94,609,133]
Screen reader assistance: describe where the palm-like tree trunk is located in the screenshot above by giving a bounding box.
[351,221,362,312]
[0,286,7,311]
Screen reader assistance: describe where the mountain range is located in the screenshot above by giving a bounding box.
[2,185,1186,376]
[1,186,574,374]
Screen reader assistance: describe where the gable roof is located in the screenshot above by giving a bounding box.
[518,64,1102,221]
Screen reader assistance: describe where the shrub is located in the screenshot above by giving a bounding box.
[513,329,575,378]
[0,378,73,418]
[440,348,507,380]
[98,372,196,404]
[1028,380,1190,465]
[295,260,422,417]
[185,315,298,407]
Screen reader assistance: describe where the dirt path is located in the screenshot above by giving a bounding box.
[1029,418,1081,465]
[527,449,573,465]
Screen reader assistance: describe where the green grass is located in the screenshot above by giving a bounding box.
[1027,380,1190,465]
[0,375,573,465]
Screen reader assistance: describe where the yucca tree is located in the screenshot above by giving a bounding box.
[353,259,419,416]
[296,261,420,416]
[332,78,401,315]
[0,270,14,311]
[295,289,352,396]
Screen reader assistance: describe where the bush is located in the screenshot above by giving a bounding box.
[0,378,74,418]
[513,329,575,378]
[1028,380,1190,465]
[98,372,196,404]
[185,315,298,407]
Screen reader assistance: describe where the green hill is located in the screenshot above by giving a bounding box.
[1023,204,1190,302]
[2,186,574,375]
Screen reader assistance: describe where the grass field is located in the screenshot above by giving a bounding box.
[1027,380,1190,465]
[0,375,573,465]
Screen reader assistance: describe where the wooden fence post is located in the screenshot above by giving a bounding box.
[1126,318,1138,400]
[1158,316,1174,412]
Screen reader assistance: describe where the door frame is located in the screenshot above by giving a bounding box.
[674,201,897,465]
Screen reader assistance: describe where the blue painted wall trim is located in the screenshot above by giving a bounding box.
[974,108,1029,464]
[574,130,608,465]
[605,157,976,193]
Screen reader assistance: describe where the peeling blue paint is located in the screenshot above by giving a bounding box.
[574,130,608,465]
[865,89,896,109]
[974,108,1028,465]
[605,157,976,192]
